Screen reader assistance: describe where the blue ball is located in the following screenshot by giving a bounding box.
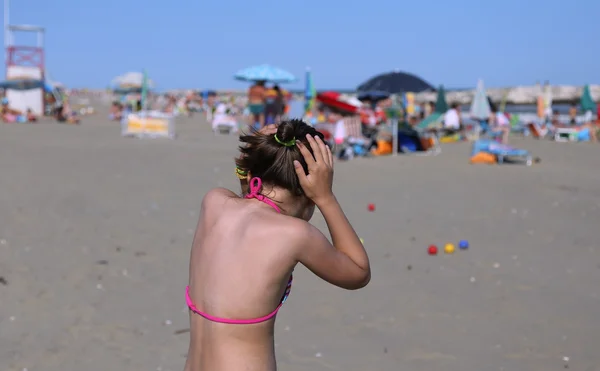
[459,240,469,249]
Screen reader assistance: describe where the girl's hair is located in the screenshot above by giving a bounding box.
[236,119,325,197]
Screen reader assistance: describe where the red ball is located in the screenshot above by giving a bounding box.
[428,245,438,255]
[368,203,375,212]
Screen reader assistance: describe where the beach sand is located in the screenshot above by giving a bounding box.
[1,114,599,371]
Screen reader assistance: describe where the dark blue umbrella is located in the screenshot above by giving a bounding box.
[357,71,434,94]
[357,90,390,102]
[0,79,45,91]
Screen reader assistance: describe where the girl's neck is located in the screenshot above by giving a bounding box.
[259,185,302,217]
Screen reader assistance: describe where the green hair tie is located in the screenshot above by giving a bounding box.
[274,134,296,147]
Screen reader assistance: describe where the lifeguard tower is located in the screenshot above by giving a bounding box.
[4,21,46,115]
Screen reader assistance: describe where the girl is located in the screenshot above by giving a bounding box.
[184,119,371,371]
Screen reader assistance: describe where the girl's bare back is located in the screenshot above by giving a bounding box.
[185,188,300,371]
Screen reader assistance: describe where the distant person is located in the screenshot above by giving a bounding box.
[55,103,80,124]
[247,81,266,128]
[264,85,281,125]
[109,101,123,121]
[184,121,370,371]
[443,102,462,134]
[424,101,434,117]
[25,108,37,122]
[1,98,32,123]
[419,103,426,120]
[569,102,577,125]
[491,107,510,144]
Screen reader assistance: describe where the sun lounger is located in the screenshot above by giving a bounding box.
[471,139,532,166]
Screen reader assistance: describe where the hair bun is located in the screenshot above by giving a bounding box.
[276,120,296,143]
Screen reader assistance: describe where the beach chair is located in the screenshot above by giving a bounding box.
[337,116,372,159]
[471,139,532,166]
[509,114,525,133]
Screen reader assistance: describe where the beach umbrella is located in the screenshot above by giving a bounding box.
[112,72,154,89]
[357,71,434,94]
[357,90,390,103]
[234,64,296,83]
[316,91,362,114]
[304,68,316,113]
[580,84,595,113]
[0,78,44,90]
[434,85,448,113]
[469,79,491,120]
[140,69,149,110]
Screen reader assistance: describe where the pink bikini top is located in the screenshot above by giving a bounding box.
[185,177,293,325]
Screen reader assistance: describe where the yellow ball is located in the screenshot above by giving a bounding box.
[444,243,455,254]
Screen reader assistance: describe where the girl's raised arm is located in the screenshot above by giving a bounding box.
[293,135,370,289]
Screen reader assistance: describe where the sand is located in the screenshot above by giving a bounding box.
[1,113,599,371]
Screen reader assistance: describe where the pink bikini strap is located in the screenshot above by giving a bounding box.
[245,177,281,213]
[185,286,284,325]
[185,275,293,325]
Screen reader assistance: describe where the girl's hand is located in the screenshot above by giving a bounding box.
[294,134,334,205]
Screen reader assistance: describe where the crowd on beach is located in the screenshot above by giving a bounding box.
[1,89,81,124]
[103,84,600,162]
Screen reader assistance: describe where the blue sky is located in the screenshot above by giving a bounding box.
[1,0,598,90]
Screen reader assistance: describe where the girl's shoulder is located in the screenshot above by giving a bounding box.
[202,188,238,208]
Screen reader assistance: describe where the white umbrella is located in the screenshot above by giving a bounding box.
[112,72,154,88]
[469,79,491,120]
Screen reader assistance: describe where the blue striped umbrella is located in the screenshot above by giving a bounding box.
[304,68,316,113]
[234,64,296,83]
[470,79,491,120]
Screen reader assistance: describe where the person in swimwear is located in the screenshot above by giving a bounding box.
[185,120,371,371]
[247,80,266,128]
